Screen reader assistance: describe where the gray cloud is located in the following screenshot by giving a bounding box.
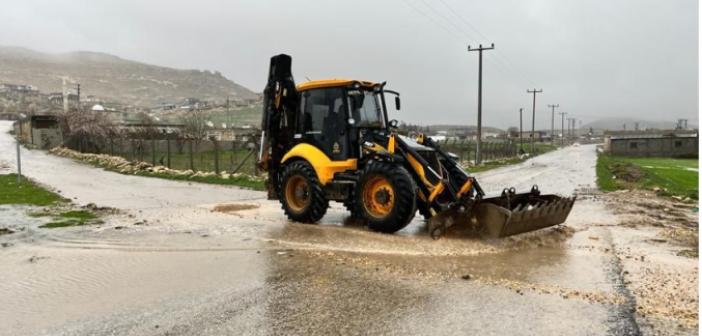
[0,0,697,128]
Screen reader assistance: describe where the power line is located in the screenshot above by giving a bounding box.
[436,0,489,40]
[402,0,464,41]
[433,0,538,87]
[419,0,474,39]
[403,0,535,88]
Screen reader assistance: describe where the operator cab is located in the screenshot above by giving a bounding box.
[295,79,400,161]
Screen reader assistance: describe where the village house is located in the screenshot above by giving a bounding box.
[604,130,698,157]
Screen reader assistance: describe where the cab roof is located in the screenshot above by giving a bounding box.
[296,79,379,92]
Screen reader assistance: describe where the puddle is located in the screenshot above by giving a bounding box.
[212,203,260,213]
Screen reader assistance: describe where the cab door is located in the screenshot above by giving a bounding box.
[297,87,351,161]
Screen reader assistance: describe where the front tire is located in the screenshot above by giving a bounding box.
[355,160,417,233]
[279,161,328,223]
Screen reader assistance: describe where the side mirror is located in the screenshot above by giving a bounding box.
[394,96,401,110]
[389,119,399,128]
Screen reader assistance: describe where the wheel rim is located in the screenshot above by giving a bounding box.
[362,176,395,219]
[285,175,310,213]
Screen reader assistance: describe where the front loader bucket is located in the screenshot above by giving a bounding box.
[476,187,576,238]
[427,185,575,239]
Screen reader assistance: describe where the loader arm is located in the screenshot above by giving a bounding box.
[404,133,576,239]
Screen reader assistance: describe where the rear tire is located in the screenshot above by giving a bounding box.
[355,160,417,233]
[279,161,328,223]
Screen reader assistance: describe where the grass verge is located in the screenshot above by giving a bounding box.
[468,157,525,173]
[0,174,67,206]
[467,143,559,173]
[51,147,266,191]
[134,171,265,190]
[38,210,100,229]
[597,154,698,200]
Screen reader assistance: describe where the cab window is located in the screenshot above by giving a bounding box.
[299,88,346,134]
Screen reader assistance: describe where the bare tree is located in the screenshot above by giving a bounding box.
[507,127,519,137]
[132,112,160,139]
[181,109,208,150]
[59,109,115,152]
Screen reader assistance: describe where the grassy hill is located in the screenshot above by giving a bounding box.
[0,46,258,107]
[158,105,262,127]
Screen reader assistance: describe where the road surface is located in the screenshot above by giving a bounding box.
[0,121,696,335]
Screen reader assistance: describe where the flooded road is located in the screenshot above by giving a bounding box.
[0,121,697,335]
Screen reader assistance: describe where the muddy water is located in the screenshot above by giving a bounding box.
[1,229,617,336]
[0,200,631,336]
[0,120,696,335]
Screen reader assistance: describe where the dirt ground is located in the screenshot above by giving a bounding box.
[0,121,698,336]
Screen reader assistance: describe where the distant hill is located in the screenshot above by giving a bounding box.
[425,124,504,134]
[582,118,697,131]
[0,46,258,107]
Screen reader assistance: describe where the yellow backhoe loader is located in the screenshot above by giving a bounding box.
[258,54,575,238]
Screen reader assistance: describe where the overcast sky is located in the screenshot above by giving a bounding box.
[0,0,698,128]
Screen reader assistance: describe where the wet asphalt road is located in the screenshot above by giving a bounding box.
[0,121,675,335]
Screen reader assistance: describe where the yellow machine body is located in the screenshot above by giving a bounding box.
[281,143,357,185]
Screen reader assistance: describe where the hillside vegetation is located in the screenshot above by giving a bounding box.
[0,46,258,107]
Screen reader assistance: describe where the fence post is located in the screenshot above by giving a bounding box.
[233,149,255,174]
[166,138,171,168]
[110,137,114,156]
[189,140,194,171]
[151,138,156,165]
[213,140,220,174]
[230,141,235,171]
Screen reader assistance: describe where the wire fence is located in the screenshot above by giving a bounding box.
[432,139,518,162]
[64,135,556,176]
[68,136,260,176]
[435,138,561,163]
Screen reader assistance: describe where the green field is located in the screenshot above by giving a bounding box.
[0,174,67,206]
[597,155,699,200]
[165,149,258,175]
[158,105,262,127]
[204,105,262,126]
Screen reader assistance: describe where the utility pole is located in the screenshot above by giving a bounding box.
[519,108,523,153]
[548,104,559,144]
[468,43,494,165]
[76,83,81,112]
[226,97,230,127]
[527,89,543,154]
[677,118,688,130]
[16,138,21,183]
[559,112,567,145]
[567,118,576,139]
